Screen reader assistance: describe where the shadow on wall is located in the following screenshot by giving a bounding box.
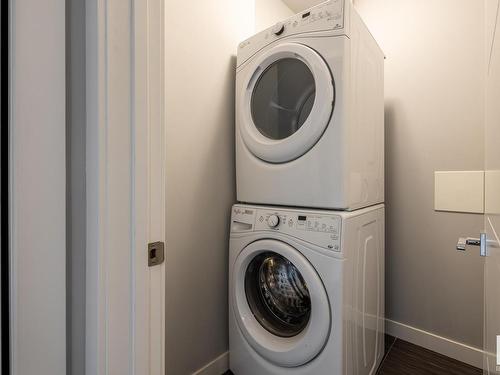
[165,54,238,375]
[230,55,237,199]
[383,102,396,318]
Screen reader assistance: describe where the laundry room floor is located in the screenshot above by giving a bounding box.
[222,335,482,375]
[377,335,482,375]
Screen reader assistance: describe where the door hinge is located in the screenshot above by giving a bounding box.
[148,241,165,266]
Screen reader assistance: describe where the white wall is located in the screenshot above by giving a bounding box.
[10,0,66,374]
[354,0,485,348]
[255,0,294,32]
[164,1,254,374]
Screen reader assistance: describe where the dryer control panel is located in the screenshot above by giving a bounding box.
[237,0,346,68]
[231,205,342,251]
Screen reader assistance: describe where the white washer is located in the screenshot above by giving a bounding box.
[236,0,384,210]
[229,203,385,375]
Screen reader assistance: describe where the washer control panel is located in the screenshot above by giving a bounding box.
[237,0,346,67]
[231,205,342,251]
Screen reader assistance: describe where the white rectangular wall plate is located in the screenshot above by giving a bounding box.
[434,171,484,214]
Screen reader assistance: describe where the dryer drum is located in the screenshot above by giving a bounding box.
[244,251,311,338]
[250,58,316,141]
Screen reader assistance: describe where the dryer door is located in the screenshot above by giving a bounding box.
[232,239,330,367]
[239,42,334,163]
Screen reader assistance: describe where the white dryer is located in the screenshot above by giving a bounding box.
[229,203,385,375]
[236,0,384,210]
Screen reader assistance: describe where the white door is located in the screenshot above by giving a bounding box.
[238,43,334,163]
[484,0,500,373]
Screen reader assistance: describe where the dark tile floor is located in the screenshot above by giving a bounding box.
[223,335,482,375]
[377,335,482,375]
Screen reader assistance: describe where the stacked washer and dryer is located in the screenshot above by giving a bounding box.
[229,1,385,374]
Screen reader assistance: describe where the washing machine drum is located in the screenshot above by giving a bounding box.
[232,240,331,367]
[239,42,334,163]
[245,252,311,337]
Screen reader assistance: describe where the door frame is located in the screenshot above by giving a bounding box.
[483,0,500,372]
[85,0,166,374]
[1,0,9,372]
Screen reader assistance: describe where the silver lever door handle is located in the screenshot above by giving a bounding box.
[456,233,487,256]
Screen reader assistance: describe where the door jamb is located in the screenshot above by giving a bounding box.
[85,0,166,373]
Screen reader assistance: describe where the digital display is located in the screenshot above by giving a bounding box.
[298,215,307,221]
[302,12,311,18]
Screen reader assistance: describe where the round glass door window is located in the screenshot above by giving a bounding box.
[245,252,311,337]
[251,58,316,140]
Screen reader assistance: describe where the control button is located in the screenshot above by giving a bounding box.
[288,219,294,227]
[272,23,285,36]
[259,216,264,222]
[267,214,280,228]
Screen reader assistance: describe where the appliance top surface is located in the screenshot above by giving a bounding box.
[237,0,347,67]
[230,203,384,253]
[233,203,384,219]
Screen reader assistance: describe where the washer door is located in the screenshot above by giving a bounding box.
[232,239,330,367]
[239,43,334,163]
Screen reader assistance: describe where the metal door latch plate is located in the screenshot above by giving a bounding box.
[148,241,165,267]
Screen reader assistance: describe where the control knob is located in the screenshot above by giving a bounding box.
[267,214,280,228]
[272,23,285,36]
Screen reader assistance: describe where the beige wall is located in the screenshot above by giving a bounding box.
[255,0,294,32]
[282,0,322,13]
[164,2,254,374]
[164,1,302,372]
[354,0,485,348]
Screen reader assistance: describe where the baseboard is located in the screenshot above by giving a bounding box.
[192,351,229,375]
[484,350,498,374]
[191,322,485,373]
[386,319,484,369]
